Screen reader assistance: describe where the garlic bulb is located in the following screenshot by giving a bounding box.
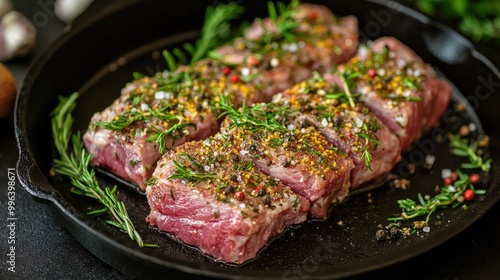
[0,0,13,18]
[55,0,95,23]
[0,10,37,61]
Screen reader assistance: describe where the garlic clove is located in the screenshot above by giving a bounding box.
[55,0,95,23]
[0,10,37,61]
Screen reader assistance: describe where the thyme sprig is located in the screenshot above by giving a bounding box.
[216,94,290,132]
[448,133,492,172]
[388,170,486,223]
[163,3,245,71]
[50,93,154,247]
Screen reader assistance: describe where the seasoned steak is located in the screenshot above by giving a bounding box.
[83,67,224,190]
[213,3,359,103]
[146,136,310,264]
[218,101,353,219]
[324,37,452,151]
[274,74,401,188]
[83,3,360,190]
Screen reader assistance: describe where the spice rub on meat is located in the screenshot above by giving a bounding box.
[217,101,353,219]
[324,37,452,151]
[83,2,359,190]
[274,73,401,188]
[215,2,358,103]
[146,135,310,264]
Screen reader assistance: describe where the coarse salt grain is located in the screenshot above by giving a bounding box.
[425,154,436,166]
[396,59,406,68]
[270,58,279,67]
[441,168,451,179]
[240,67,250,77]
[154,91,166,100]
[321,118,328,127]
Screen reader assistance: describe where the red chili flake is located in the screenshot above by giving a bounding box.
[367,68,377,77]
[247,56,259,66]
[443,177,453,186]
[348,133,354,139]
[230,74,240,83]
[463,189,475,201]
[223,67,231,76]
[255,185,262,192]
[234,191,245,201]
[469,173,481,184]
[310,11,318,20]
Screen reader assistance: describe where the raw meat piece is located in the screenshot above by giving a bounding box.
[146,135,309,264]
[324,37,452,151]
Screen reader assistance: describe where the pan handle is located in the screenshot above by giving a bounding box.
[16,147,58,203]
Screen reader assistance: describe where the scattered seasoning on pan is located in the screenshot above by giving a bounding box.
[50,93,155,248]
[387,169,486,224]
[380,150,490,241]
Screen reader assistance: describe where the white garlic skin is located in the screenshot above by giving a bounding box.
[55,0,94,23]
[0,10,37,61]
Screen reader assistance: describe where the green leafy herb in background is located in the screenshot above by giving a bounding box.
[407,0,500,42]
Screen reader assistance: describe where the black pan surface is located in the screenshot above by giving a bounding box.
[15,0,500,279]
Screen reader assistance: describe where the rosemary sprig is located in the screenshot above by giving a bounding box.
[147,121,195,154]
[388,170,485,223]
[448,133,492,172]
[163,3,245,71]
[216,94,289,132]
[266,0,300,42]
[94,103,178,131]
[50,93,154,247]
[95,103,195,154]
[168,160,216,184]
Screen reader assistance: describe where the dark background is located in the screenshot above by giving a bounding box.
[1,0,499,279]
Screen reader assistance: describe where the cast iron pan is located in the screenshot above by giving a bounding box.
[15,0,500,279]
